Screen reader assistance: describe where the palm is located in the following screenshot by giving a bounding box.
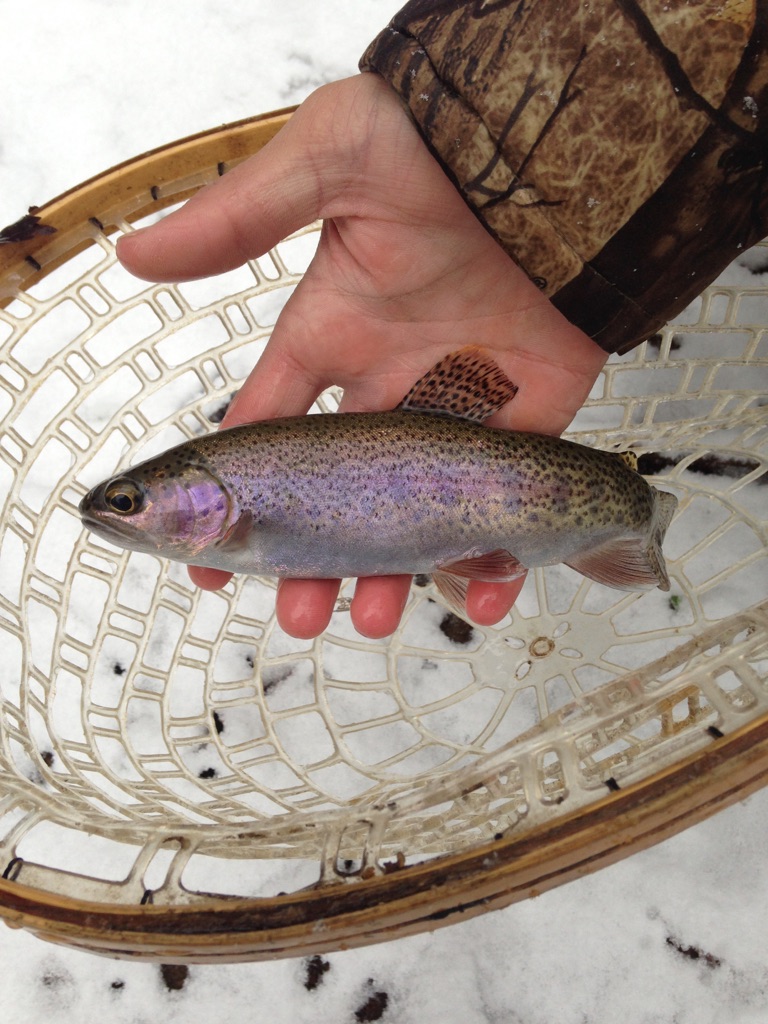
[117,74,606,638]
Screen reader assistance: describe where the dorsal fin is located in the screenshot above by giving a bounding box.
[397,347,518,423]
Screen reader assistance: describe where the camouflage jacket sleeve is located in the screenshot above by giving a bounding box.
[360,0,767,353]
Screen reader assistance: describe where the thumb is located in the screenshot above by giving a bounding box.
[115,77,378,283]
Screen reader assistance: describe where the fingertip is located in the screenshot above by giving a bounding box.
[350,575,411,639]
[465,577,526,626]
[276,578,340,640]
[114,230,148,277]
[189,565,233,591]
[116,215,204,282]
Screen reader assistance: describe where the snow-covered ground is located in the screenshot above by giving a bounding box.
[2,3,768,1023]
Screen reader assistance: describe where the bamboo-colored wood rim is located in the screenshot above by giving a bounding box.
[0,107,295,304]
[1,712,766,962]
[2,106,767,963]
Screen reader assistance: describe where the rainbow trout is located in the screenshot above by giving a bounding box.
[79,348,677,609]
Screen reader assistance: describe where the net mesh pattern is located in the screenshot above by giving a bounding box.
[0,185,767,906]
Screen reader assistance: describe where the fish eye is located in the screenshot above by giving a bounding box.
[105,479,144,516]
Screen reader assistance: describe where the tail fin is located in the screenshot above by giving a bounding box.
[644,488,678,591]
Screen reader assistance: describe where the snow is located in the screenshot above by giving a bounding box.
[2,2,768,1022]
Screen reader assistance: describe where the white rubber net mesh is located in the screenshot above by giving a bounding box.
[1,206,767,906]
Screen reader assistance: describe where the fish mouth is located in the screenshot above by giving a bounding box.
[80,509,163,557]
[79,490,105,531]
[80,509,133,544]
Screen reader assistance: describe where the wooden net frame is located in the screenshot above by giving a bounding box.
[1,110,767,961]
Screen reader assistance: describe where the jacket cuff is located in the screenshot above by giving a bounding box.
[362,1,765,353]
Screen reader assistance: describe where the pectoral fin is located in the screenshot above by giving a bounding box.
[437,549,527,581]
[216,510,253,550]
[432,571,470,616]
[432,549,527,615]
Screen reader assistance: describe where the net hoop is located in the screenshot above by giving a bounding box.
[0,109,766,961]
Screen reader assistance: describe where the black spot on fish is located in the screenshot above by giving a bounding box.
[212,710,225,734]
[198,767,216,780]
[40,750,54,768]
[113,662,126,676]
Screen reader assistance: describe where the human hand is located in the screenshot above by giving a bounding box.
[117,73,607,640]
